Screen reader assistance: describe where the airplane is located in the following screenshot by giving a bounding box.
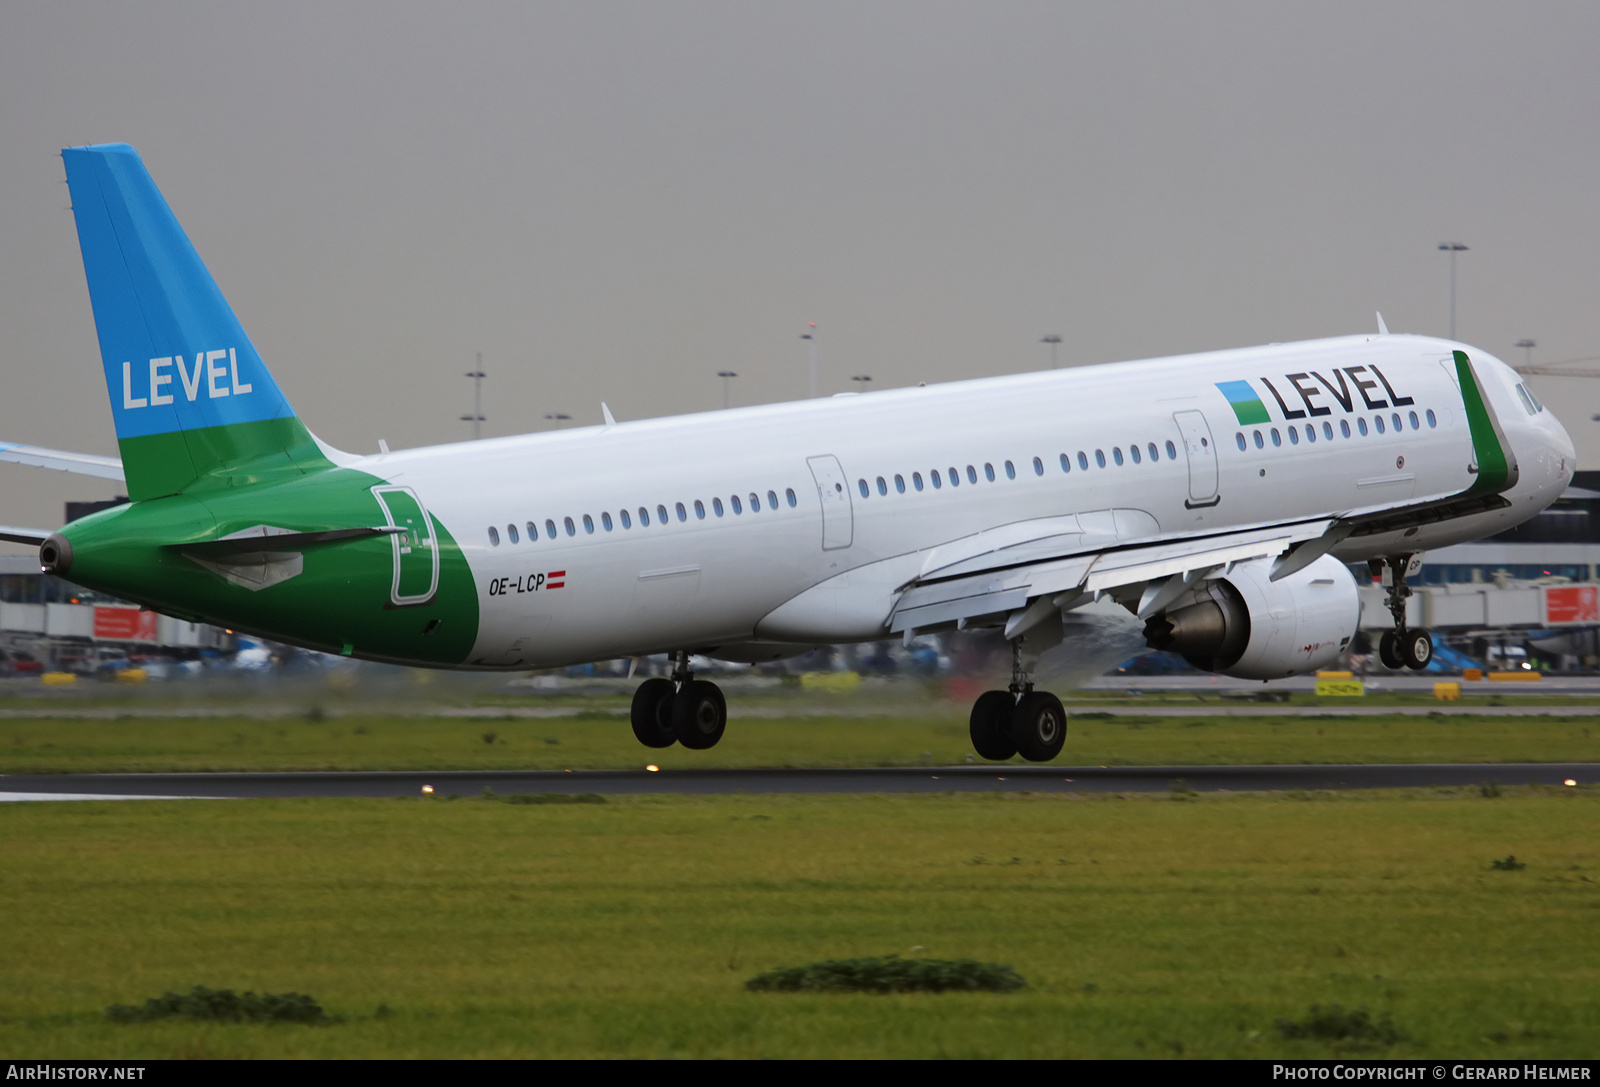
[0,143,1576,762]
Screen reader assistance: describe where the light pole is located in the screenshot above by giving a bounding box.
[1438,243,1468,340]
[717,370,738,410]
[800,322,818,398]
[461,354,486,440]
[1515,338,1536,368]
[1040,334,1062,369]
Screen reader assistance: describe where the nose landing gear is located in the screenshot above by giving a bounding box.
[1373,555,1434,670]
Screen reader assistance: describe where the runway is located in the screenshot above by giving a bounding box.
[0,762,1593,801]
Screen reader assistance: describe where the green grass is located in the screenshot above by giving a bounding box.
[1,787,1596,1058]
[1,702,1597,772]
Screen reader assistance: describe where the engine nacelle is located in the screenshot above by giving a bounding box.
[1142,553,1359,680]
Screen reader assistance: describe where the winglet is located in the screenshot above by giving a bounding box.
[601,402,617,426]
[1376,312,1389,335]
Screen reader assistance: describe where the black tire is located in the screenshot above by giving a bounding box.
[1401,629,1434,670]
[1377,630,1405,670]
[673,679,727,750]
[630,677,677,748]
[1011,690,1067,763]
[969,690,1017,761]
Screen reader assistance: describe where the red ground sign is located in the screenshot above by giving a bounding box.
[1545,585,1599,624]
[92,606,159,642]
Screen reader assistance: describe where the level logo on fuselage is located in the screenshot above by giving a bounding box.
[1216,366,1413,426]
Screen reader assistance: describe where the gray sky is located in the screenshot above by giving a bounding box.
[4,2,1599,550]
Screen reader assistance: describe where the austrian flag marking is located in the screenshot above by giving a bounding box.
[547,571,566,589]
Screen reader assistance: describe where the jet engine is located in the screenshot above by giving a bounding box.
[1142,553,1359,680]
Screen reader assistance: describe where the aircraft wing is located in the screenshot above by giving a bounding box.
[0,441,126,481]
[888,516,1336,637]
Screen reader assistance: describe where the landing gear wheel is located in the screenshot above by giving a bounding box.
[1377,630,1404,670]
[969,690,1017,761]
[1401,629,1433,670]
[630,678,677,748]
[673,679,727,750]
[1011,691,1067,763]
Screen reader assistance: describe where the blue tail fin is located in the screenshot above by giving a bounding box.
[62,143,328,500]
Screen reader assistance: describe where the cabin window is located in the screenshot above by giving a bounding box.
[546,519,558,539]
[1270,429,1281,447]
[1288,426,1298,445]
[782,489,794,508]
[931,470,942,489]
[1357,418,1369,437]
[1112,447,1124,466]
[1374,415,1385,434]
[895,474,906,493]
[488,526,500,546]
[507,524,519,544]
[1253,430,1264,449]
[638,508,649,527]
[1129,444,1141,464]
[1032,456,1044,476]
[658,504,670,524]
[1323,422,1334,440]
[1409,411,1419,430]
[676,502,687,522]
[913,472,923,491]
[967,465,978,484]
[1391,412,1402,432]
[1236,432,1246,451]
[751,493,762,512]
[1426,409,1437,428]
[731,495,742,514]
[713,497,724,516]
[621,509,632,529]
[949,466,960,486]
[694,500,705,520]
[858,479,869,498]
[1095,449,1106,468]
[1060,453,1071,473]
[564,517,576,537]
[1077,451,1089,470]
[1340,419,1351,438]
[1147,443,1159,462]
[527,521,538,540]
[1004,460,1016,479]
[583,514,594,534]
[1165,440,1177,459]
[602,511,613,531]
[984,463,996,482]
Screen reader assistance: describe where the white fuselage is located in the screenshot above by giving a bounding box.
[351,334,1574,669]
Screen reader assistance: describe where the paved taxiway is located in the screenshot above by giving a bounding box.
[0,762,1593,801]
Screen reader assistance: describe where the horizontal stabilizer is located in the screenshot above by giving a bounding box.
[0,441,125,481]
[178,524,404,555]
[0,526,54,546]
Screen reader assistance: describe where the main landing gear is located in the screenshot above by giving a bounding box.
[1372,555,1434,671]
[630,651,728,750]
[969,639,1067,763]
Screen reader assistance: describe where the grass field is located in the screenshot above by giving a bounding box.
[2,787,1596,1058]
[2,702,1598,773]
